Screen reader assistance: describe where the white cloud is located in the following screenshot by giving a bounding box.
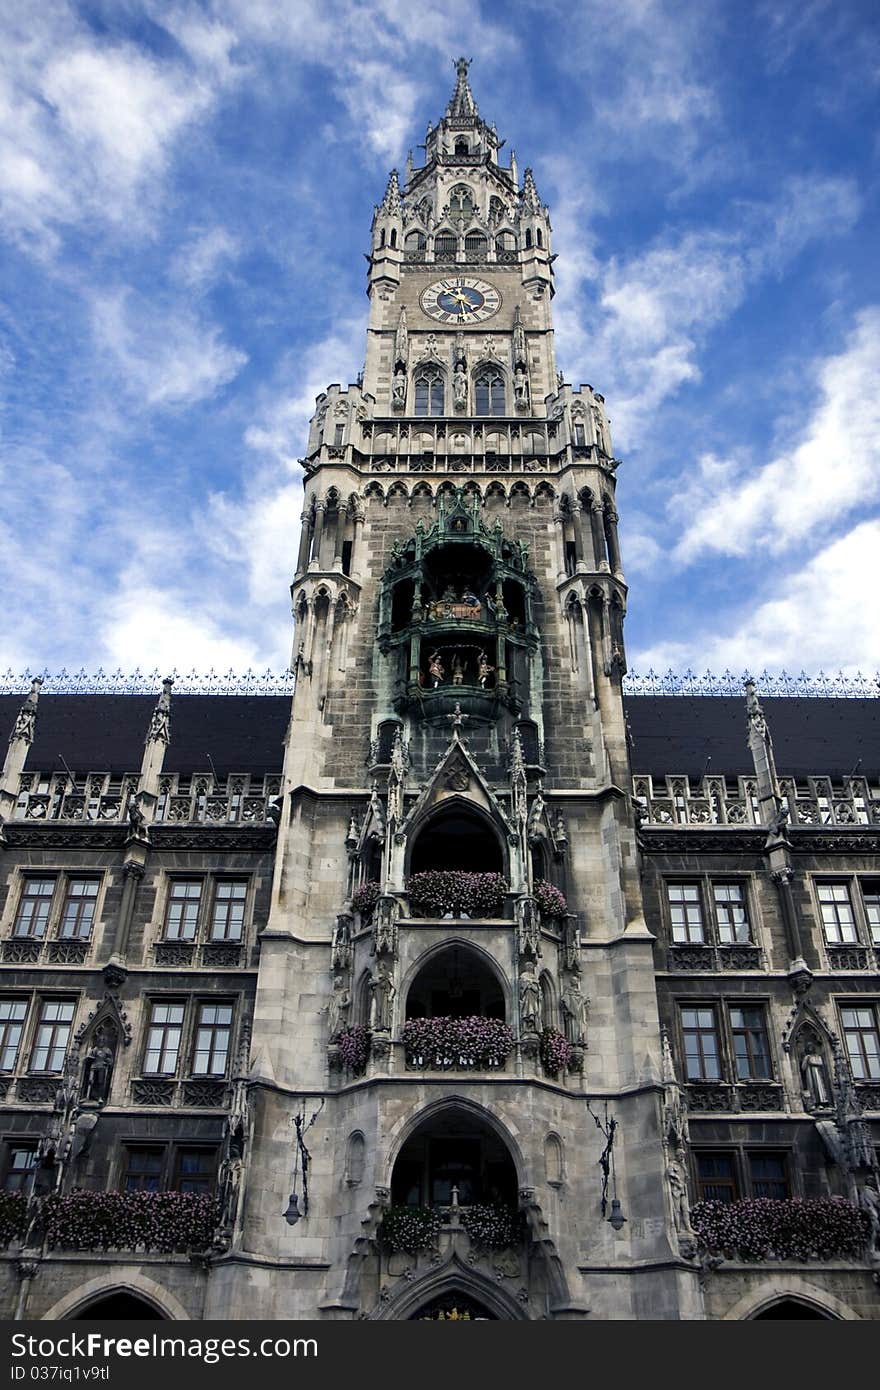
[631,519,880,676]
[675,307,880,560]
[99,581,270,674]
[91,289,247,407]
[171,227,241,290]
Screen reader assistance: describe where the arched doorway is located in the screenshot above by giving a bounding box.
[391,1103,518,1208]
[411,1292,497,1320]
[752,1299,835,1320]
[405,944,505,1020]
[409,805,504,875]
[73,1292,166,1320]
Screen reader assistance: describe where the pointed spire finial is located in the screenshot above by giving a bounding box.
[9,677,43,746]
[146,677,173,746]
[379,169,401,215]
[447,56,478,119]
[522,167,542,212]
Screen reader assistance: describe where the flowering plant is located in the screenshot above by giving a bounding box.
[402,1016,514,1070]
[381,1204,441,1253]
[351,881,381,917]
[337,1024,370,1073]
[540,1028,573,1076]
[42,1191,219,1253]
[533,880,567,920]
[691,1197,870,1262]
[460,1203,522,1250]
[406,871,507,919]
[0,1192,28,1246]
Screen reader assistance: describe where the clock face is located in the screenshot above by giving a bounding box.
[420,277,501,324]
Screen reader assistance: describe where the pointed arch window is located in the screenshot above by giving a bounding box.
[449,185,475,226]
[475,368,505,416]
[414,366,444,416]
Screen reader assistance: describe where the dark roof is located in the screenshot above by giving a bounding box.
[624,697,879,780]
[0,693,875,782]
[0,695,290,777]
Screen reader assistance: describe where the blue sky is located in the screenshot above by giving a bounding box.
[1,0,878,682]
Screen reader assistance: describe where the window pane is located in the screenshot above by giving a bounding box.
[668,883,705,943]
[730,1005,771,1080]
[681,1006,720,1081]
[210,881,247,941]
[0,999,28,1072]
[60,878,99,939]
[123,1146,164,1192]
[165,881,202,941]
[749,1154,789,1200]
[174,1148,215,1194]
[817,882,857,943]
[14,879,55,938]
[4,1145,37,1192]
[30,1000,75,1072]
[714,882,750,944]
[144,1002,185,1075]
[696,1153,737,1202]
[860,881,880,946]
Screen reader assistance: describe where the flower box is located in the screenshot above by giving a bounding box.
[380,1205,441,1254]
[539,1027,573,1076]
[41,1190,220,1253]
[460,1203,522,1250]
[402,1016,513,1070]
[691,1197,870,1262]
[337,1024,371,1073]
[533,879,567,920]
[406,871,507,919]
[351,881,381,919]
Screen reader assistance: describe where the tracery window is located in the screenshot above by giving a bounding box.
[449,185,475,226]
[414,366,444,416]
[474,368,505,416]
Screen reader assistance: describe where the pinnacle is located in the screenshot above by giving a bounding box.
[379,168,401,215]
[446,56,478,119]
[522,167,542,212]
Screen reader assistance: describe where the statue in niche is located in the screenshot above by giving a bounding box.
[519,963,541,1034]
[799,1035,832,1109]
[370,961,395,1032]
[391,366,407,409]
[518,897,540,960]
[514,365,530,406]
[477,652,494,688]
[560,977,588,1045]
[860,1178,880,1263]
[331,914,352,971]
[428,652,444,687]
[328,976,352,1040]
[453,362,468,410]
[126,794,147,837]
[451,652,465,686]
[81,1031,116,1106]
[666,1149,696,1249]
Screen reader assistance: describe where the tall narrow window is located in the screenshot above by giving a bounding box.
[30,999,75,1072]
[680,1006,720,1081]
[210,881,247,941]
[667,883,705,943]
[13,879,55,938]
[144,1001,185,1075]
[713,882,750,944]
[840,1005,880,1079]
[173,1148,216,1194]
[860,880,880,945]
[474,369,505,416]
[574,423,586,447]
[334,424,345,446]
[122,1146,164,1192]
[59,878,99,939]
[0,999,28,1071]
[414,367,444,416]
[695,1152,737,1202]
[749,1153,789,1199]
[3,1145,37,1192]
[192,1003,233,1076]
[730,1006,771,1080]
[164,880,202,941]
[817,882,857,943]
[449,185,474,225]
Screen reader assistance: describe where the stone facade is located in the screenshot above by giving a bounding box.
[0,62,877,1322]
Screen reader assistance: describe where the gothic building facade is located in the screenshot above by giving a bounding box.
[0,63,877,1322]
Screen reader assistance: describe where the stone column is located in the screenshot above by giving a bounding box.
[310,502,326,569]
[604,508,622,576]
[590,501,608,571]
[296,510,312,574]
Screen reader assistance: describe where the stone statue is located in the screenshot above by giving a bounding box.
[82,1038,115,1105]
[477,652,494,688]
[10,680,41,744]
[126,794,146,836]
[514,365,530,406]
[370,962,395,1032]
[332,914,352,971]
[859,1179,880,1262]
[147,681,173,742]
[451,652,465,686]
[561,978,588,1045]
[391,366,407,409]
[666,1150,696,1244]
[453,363,467,410]
[519,964,541,1034]
[800,1037,831,1109]
[428,652,444,687]
[328,976,352,1040]
[518,896,540,960]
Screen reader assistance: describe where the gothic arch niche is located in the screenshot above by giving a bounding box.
[404,941,508,1021]
[751,1299,836,1321]
[345,1131,366,1186]
[389,1100,519,1209]
[72,1292,166,1320]
[408,800,505,876]
[539,970,557,1032]
[544,1132,564,1186]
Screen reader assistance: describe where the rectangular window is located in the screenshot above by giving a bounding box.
[860,880,880,946]
[144,1001,185,1075]
[573,423,586,447]
[668,883,705,944]
[3,1144,37,1193]
[695,1152,738,1203]
[680,1006,720,1081]
[713,882,751,945]
[209,881,247,942]
[163,880,202,941]
[729,1005,772,1080]
[192,1003,233,1076]
[840,1005,880,1080]
[59,878,99,939]
[122,1146,164,1192]
[172,1147,216,1194]
[564,540,577,577]
[817,882,858,943]
[333,424,344,446]
[341,540,353,577]
[749,1153,789,1200]
[0,999,28,1072]
[30,999,75,1073]
[13,878,55,938]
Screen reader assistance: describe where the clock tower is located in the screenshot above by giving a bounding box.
[215,59,702,1322]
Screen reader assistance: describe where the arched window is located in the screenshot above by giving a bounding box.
[379,228,386,247]
[390,228,397,248]
[464,232,488,256]
[495,230,517,253]
[414,367,444,416]
[524,228,532,249]
[536,227,543,247]
[433,231,457,257]
[475,368,505,416]
[454,138,469,156]
[449,185,475,226]
[405,230,426,253]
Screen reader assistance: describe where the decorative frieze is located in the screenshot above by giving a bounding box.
[16,1077,60,1104]
[131,1080,175,1106]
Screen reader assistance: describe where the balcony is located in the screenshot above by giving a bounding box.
[691,1197,870,1263]
[402,1017,514,1072]
[0,1190,220,1254]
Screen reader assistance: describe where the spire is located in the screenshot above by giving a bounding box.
[512,306,527,367]
[446,56,478,119]
[744,678,780,822]
[522,167,542,213]
[8,677,42,747]
[0,677,43,822]
[394,307,408,367]
[379,168,401,216]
